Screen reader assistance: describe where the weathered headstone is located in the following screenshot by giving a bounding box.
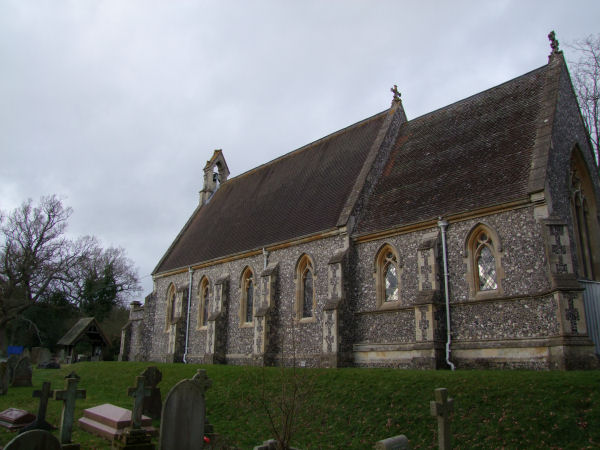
[375,435,410,450]
[111,376,156,449]
[141,366,162,419]
[0,361,9,395]
[430,388,453,450]
[6,354,19,384]
[159,369,212,450]
[11,356,33,387]
[21,381,56,432]
[4,429,62,450]
[0,408,35,430]
[31,347,52,366]
[54,372,86,450]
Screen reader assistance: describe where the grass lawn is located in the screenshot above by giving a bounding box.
[0,362,598,449]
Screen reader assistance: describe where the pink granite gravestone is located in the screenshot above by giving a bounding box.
[0,408,35,430]
[78,404,156,441]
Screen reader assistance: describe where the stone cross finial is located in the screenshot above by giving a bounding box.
[192,369,212,394]
[430,388,453,450]
[391,85,402,105]
[548,30,560,54]
[54,373,86,445]
[127,376,153,429]
[31,381,55,430]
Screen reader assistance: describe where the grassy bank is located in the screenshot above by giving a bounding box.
[0,362,598,448]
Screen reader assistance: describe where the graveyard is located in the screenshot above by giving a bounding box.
[0,361,598,448]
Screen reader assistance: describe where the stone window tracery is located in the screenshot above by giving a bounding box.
[198,277,210,329]
[295,254,316,320]
[240,267,255,326]
[165,283,177,329]
[375,244,402,308]
[465,224,503,298]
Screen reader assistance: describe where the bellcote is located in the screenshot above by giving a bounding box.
[199,149,230,205]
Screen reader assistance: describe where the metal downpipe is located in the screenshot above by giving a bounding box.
[438,218,456,371]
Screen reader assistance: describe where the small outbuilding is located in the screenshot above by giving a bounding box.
[57,317,109,363]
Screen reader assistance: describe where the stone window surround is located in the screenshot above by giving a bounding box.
[164,283,177,331]
[294,253,317,323]
[239,266,255,328]
[570,147,600,281]
[464,223,505,299]
[374,243,403,310]
[196,276,210,331]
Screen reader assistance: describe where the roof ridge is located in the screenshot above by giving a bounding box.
[405,63,550,125]
[223,109,389,184]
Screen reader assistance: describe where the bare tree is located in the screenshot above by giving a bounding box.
[0,196,141,336]
[568,34,600,165]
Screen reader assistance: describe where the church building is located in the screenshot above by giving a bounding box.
[120,36,600,370]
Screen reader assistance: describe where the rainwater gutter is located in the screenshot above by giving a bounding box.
[438,218,456,371]
[183,266,194,364]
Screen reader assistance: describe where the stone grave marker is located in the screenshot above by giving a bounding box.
[159,369,212,450]
[112,376,156,449]
[430,388,453,450]
[0,408,35,430]
[78,403,156,441]
[141,366,162,419]
[4,429,62,450]
[11,356,33,387]
[0,361,9,395]
[31,347,52,366]
[54,372,86,450]
[375,435,410,450]
[21,381,56,432]
[6,354,19,383]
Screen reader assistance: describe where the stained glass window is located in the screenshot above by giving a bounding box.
[302,270,313,318]
[477,244,497,291]
[202,284,209,326]
[245,277,253,323]
[169,287,177,323]
[384,262,399,302]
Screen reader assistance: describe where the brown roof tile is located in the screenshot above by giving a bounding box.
[355,64,554,235]
[155,111,387,274]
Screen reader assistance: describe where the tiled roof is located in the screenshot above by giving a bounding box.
[155,111,387,274]
[355,63,555,235]
[57,317,109,347]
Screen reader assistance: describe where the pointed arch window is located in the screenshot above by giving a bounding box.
[295,255,315,320]
[570,150,600,281]
[240,267,255,326]
[198,277,210,329]
[466,224,504,298]
[165,283,177,329]
[375,244,402,308]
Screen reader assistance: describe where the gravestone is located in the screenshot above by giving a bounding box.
[4,429,62,450]
[430,388,453,450]
[6,354,19,383]
[78,404,156,441]
[31,347,52,366]
[0,361,9,394]
[159,369,212,450]
[141,366,162,419]
[11,356,33,387]
[0,408,35,430]
[375,435,410,449]
[112,376,156,449]
[54,372,86,450]
[21,381,56,432]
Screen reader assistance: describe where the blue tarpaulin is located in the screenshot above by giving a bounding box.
[7,346,23,356]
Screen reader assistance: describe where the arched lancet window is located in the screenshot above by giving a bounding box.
[295,254,315,320]
[240,267,255,325]
[166,283,176,328]
[375,244,401,308]
[570,149,600,280]
[198,277,210,328]
[465,224,504,297]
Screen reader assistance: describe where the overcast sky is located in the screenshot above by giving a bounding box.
[1,1,599,298]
